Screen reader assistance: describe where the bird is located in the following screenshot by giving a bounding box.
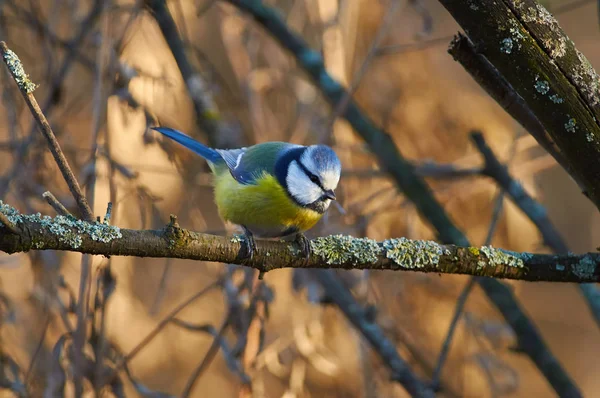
[151,127,341,260]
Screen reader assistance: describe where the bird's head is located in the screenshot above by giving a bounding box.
[284,145,341,213]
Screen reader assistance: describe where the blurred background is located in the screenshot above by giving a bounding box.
[0,0,599,396]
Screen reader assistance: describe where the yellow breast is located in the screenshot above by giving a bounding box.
[212,170,323,236]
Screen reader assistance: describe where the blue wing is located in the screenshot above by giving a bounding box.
[218,142,302,185]
[215,147,256,184]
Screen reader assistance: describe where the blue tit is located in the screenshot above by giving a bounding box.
[151,127,341,259]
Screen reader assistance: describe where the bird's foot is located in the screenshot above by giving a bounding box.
[295,233,311,264]
[239,226,256,261]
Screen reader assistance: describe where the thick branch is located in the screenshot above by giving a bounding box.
[448,34,578,185]
[0,204,599,283]
[439,0,600,209]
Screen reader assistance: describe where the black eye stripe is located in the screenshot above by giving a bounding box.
[297,161,324,189]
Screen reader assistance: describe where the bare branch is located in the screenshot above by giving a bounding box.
[316,270,435,397]
[144,0,227,147]
[42,192,72,217]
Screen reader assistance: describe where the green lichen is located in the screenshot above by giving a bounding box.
[480,245,524,268]
[0,200,122,249]
[382,237,444,269]
[469,247,480,256]
[2,49,37,93]
[311,234,382,265]
[556,264,565,271]
[572,255,596,280]
[32,241,45,249]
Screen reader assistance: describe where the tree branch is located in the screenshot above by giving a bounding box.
[315,270,434,397]
[447,34,577,184]
[471,131,600,329]
[0,202,599,283]
[439,0,600,210]
[144,0,227,148]
[0,41,94,222]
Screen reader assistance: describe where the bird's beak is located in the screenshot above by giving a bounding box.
[324,189,336,201]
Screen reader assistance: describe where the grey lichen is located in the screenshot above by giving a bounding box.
[586,132,596,143]
[572,255,596,280]
[2,49,37,93]
[534,80,550,95]
[500,38,514,54]
[0,200,122,249]
[311,234,382,265]
[549,94,563,104]
[555,264,565,271]
[382,237,444,269]
[548,36,567,58]
[480,245,524,268]
[565,117,577,133]
[573,50,600,107]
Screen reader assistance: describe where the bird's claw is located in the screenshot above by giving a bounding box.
[240,226,256,261]
[295,233,311,264]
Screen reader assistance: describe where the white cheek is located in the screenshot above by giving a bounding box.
[287,162,322,205]
[321,170,340,191]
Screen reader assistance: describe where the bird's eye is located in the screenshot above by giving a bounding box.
[309,174,320,184]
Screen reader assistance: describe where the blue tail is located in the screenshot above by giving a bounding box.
[151,127,222,164]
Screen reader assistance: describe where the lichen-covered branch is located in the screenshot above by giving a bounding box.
[0,201,599,283]
[470,131,600,328]
[448,34,578,186]
[438,0,600,210]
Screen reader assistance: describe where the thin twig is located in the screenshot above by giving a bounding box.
[432,184,507,390]
[104,281,221,385]
[180,315,231,398]
[144,0,226,147]
[471,132,600,329]
[430,278,476,391]
[0,42,94,222]
[42,192,72,217]
[170,318,250,383]
[24,314,51,387]
[328,0,401,124]
[316,270,435,397]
